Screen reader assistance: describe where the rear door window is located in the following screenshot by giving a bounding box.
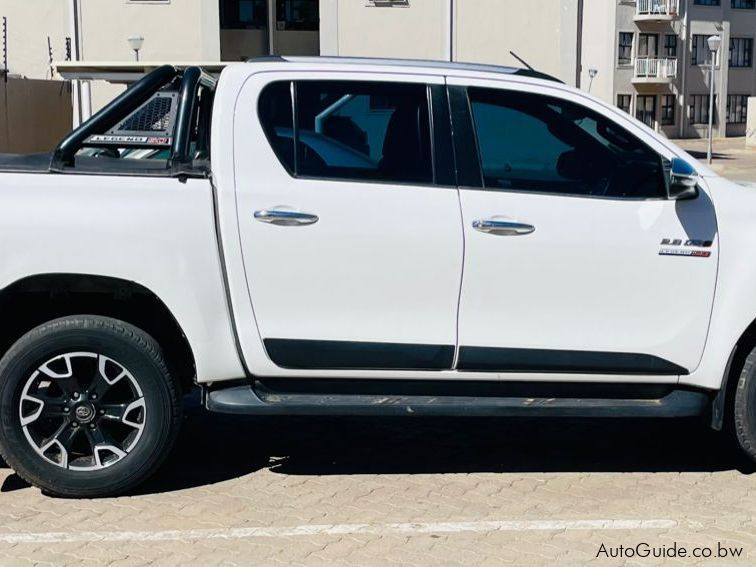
[258,80,434,185]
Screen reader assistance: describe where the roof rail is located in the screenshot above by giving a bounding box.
[246,55,564,84]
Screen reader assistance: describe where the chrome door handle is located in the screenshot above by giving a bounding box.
[254,209,319,226]
[473,219,535,236]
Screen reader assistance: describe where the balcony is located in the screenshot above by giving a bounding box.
[632,58,678,84]
[635,0,680,22]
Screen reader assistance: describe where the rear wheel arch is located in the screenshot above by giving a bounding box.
[0,274,196,393]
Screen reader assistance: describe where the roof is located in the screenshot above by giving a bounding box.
[55,56,562,84]
[262,56,563,83]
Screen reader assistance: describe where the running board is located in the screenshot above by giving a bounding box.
[205,385,710,418]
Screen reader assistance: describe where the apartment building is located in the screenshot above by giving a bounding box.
[583,0,756,138]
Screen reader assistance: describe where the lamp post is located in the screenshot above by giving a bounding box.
[706,34,721,165]
[127,35,144,62]
[588,68,598,93]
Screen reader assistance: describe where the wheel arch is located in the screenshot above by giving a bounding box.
[0,273,196,393]
[711,317,756,430]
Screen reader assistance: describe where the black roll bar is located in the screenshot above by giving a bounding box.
[50,64,179,170]
[171,66,217,168]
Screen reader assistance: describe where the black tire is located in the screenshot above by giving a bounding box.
[0,316,182,498]
[734,346,756,464]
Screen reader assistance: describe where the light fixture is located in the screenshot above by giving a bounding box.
[127,35,145,62]
[588,68,598,93]
[706,35,721,164]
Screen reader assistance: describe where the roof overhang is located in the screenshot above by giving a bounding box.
[54,61,233,83]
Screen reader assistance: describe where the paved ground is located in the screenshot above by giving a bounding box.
[674,137,756,183]
[3,140,756,566]
[1,395,755,566]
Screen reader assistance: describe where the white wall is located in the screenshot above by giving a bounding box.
[580,0,617,103]
[320,0,447,60]
[0,0,68,79]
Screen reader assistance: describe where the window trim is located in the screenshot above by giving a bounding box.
[661,94,676,126]
[257,78,446,189]
[455,85,670,202]
[618,32,634,66]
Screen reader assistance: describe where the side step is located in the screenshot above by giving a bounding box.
[205,383,710,418]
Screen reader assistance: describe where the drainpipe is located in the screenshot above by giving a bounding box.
[67,0,91,125]
[445,0,454,62]
[679,0,688,139]
[67,0,81,127]
[576,0,584,88]
[268,0,275,55]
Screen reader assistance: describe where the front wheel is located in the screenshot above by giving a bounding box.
[0,316,182,497]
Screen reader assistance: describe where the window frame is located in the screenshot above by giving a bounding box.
[729,37,754,68]
[617,94,632,115]
[219,0,268,30]
[618,32,634,66]
[689,94,718,124]
[726,94,749,124]
[257,78,448,188]
[732,0,755,9]
[661,94,676,126]
[455,85,669,202]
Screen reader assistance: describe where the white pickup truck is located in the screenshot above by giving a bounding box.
[0,57,754,498]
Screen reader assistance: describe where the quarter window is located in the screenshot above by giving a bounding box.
[468,88,666,199]
[259,80,434,185]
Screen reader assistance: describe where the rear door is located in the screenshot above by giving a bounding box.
[233,72,463,375]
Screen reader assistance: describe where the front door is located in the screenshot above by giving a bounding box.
[449,79,718,377]
[233,73,463,375]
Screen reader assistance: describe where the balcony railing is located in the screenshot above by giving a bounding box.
[634,57,678,80]
[636,0,680,17]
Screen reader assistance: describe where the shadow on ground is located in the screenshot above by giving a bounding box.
[1,391,752,496]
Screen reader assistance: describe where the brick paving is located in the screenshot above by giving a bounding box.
[1,394,755,565]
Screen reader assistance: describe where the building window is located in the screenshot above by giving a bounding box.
[276,0,319,31]
[689,94,718,124]
[692,34,719,65]
[732,1,755,9]
[694,0,720,5]
[661,95,676,125]
[638,33,659,58]
[730,38,753,67]
[727,95,749,123]
[617,94,632,114]
[220,0,267,29]
[664,35,678,57]
[618,32,634,65]
[636,95,656,128]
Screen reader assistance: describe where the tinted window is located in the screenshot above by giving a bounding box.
[469,88,666,199]
[259,80,434,184]
[258,81,296,172]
